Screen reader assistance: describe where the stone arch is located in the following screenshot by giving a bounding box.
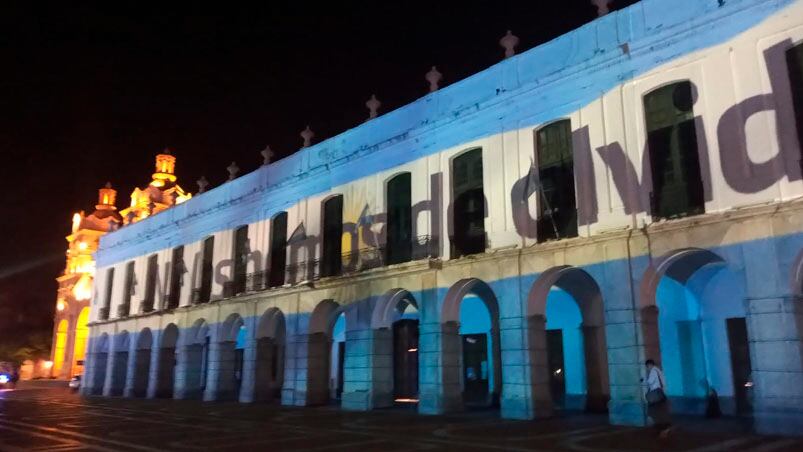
[309,299,342,337]
[440,278,502,409]
[131,328,153,397]
[640,248,752,415]
[155,324,179,398]
[90,333,109,395]
[177,319,210,399]
[53,319,68,377]
[307,299,344,405]
[639,248,725,310]
[108,330,130,396]
[527,266,609,413]
[219,313,245,343]
[72,308,90,377]
[255,308,287,401]
[208,313,246,401]
[441,278,499,325]
[372,289,418,330]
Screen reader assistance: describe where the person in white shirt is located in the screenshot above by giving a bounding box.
[644,359,673,438]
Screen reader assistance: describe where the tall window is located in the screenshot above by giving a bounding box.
[167,246,184,309]
[451,148,485,258]
[232,226,248,295]
[787,42,803,153]
[644,81,705,219]
[101,267,114,320]
[321,195,343,277]
[142,254,158,312]
[121,261,135,317]
[536,120,578,242]
[269,212,288,288]
[198,236,214,303]
[386,172,412,265]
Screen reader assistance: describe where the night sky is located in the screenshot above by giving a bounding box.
[0,1,638,351]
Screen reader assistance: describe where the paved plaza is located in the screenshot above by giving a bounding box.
[0,384,801,451]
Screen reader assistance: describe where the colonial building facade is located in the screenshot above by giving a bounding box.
[82,0,803,435]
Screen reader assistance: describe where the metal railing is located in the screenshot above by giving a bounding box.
[139,298,155,314]
[117,304,130,318]
[164,293,179,310]
[240,235,437,293]
[98,306,110,321]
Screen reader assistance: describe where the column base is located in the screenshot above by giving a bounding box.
[608,399,648,427]
[754,410,803,436]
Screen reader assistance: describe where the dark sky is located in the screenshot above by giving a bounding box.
[0,1,638,345]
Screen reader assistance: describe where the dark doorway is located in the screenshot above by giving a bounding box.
[393,319,419,401]
[727,317,753,415]
[322,196,343,277]
[461,333,489,406]
[536,119,578,242]
[232,226,248,295]
[199,236,214,303]
[269,212,288,288]
[547,329,566,408]
[644,81,705,219]
[451,149,485,258]
[234,347,244,398]
[386,173,413,265]
[336,341,346,400]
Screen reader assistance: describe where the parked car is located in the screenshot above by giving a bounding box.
[68,375,81,391]
[0,362,19,389]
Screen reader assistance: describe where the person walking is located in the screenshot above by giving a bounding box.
[644,359,673,438]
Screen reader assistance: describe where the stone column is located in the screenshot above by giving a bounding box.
[501,315,551,420]
[281,333,330,406]
[254,338,276,402]
[239,338,258,403]
[146,333,163,399]
[174,344,203,399]
[418,321,462,414]
[742,237,803,436]
[203,341,238,401]
[341,328,393,411]
[81,349,100,396]
[103,350,128,396]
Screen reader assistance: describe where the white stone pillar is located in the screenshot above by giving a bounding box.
[418,321,462,414]
[174,344,203,399]
[239,338,259,403]
[341,328,393,411]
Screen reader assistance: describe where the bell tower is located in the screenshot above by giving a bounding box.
[96,182,117,211]
[152,149,177,187]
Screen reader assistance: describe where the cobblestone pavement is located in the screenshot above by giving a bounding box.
[1,386,802,452]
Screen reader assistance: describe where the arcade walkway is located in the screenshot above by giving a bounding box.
[0,384,800,451]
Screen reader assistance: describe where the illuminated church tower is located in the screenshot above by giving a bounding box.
[120,150,191,224]
[51,183,122,378]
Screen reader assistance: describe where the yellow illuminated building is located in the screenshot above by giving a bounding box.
[50,152,190,378]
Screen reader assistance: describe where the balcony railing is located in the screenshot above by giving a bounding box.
[139,298,154,314]
[165,293,179,310]
[98,306,110,321]
[117,304,130,318]
[239,235,437,294]
[191,288,210,304]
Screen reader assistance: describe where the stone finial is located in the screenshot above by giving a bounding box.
[125,211,136,224]
[227,161,239,181]
[170,190,180,205]
[105,181,112,189]
[261,145,275,166]
[197,176,209,194]
[426,66,442,93]
[592,0,611,16]
[301,126,314,148]
[147,200,156,215]
[500,30,519,59]
[366,94,381,120]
